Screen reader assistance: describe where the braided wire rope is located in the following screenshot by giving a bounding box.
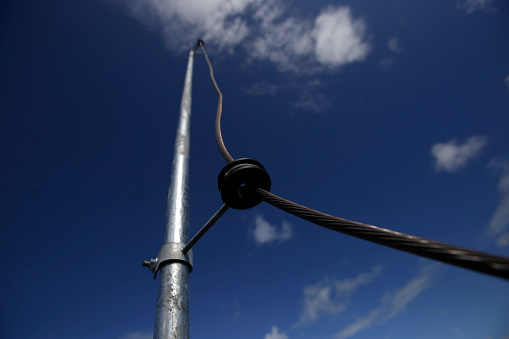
[199,44,509,280]
[256,188,509,279]
[199,44,234,164]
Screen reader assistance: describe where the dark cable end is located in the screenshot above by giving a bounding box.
[197,39,205,47]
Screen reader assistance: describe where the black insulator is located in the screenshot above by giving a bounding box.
[218,158,271,210]
[197,39,205,47]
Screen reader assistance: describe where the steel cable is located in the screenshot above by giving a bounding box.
[199,44,234,164]
[198,43,509,280]
[256,188,509,280]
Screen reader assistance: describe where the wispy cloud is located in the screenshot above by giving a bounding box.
[249,1,315,73]
[491,193,509,237]
[380,36,401,69]
[505,75,509,91]
[119,0,254,51]
[265,326,288,339]
[334,265,436,339]
[335,265,383,296]
[451,327,462,336]
[497,232,509,246]
[488,159,509,246]
[220,300,242,321]
[118,331,152,339]
[299,280,347,325]
[298,265,382,325]
[253,215,293,244]
[119,0,370,74]
[293,92,332,113]
[457,0,495,14]
[380,58,393,71]
[387,37,401,53]
[243,81,280,96]
[246,3,371,73]
[431,135,487,173]
[243,79,331,113]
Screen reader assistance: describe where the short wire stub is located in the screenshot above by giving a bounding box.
[218,158,271,210]
[143,243,193,279]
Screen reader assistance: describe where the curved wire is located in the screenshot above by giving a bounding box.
[198,43,509,280]
[256,188,509,280]
[199,44,234,164]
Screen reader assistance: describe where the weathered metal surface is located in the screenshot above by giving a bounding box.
[153,48,194,339]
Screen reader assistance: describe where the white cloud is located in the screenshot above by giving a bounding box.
[457,0,495,13]
[335,265,435,339]
[119,0,371,74]
[335,265,383,296]
[387,37,401,53]
[249,12,315,73]
[249,4,370,73]
[381,268,432,320]
[265,326,288,339]
[335,308,380,339]
[497,232,509,246]
[253,215,293,244]
[244,79,331,113]
[300,281,347,324]
[243,81,280,96]
[490,194,509,238]
[299,266,382,325]
[488,160,509,244]
[312,7,370,68]
[118,331,152,339]
[121,0,255,52]
[220,300,242,321]
[431,135,487,173]
[293,92,331,113]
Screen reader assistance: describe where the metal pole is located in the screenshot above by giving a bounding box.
[154,48,194,339]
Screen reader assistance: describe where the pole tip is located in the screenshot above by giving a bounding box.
[197,39,205,47]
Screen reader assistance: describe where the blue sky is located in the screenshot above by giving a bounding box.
[1,0,509,338]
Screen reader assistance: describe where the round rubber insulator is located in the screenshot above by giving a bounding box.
[218,159,271,210]
[218,159,266,189]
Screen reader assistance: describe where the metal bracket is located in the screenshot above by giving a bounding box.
[143,243,193,279]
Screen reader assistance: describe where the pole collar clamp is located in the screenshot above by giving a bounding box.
[143,243,193,279]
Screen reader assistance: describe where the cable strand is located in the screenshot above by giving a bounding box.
[200,45,234,164]
[256,188,509,280]
[199,43,509,281]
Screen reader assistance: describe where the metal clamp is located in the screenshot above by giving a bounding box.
[143,243,193,279]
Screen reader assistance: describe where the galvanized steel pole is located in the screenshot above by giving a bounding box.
[154,48,194,339]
